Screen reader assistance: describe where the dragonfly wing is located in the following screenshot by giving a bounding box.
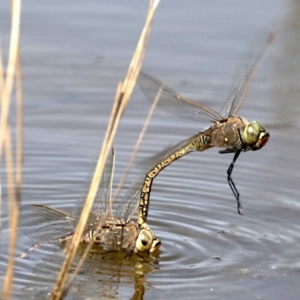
[19,204,75,243]
[137,71,223,123]
[220,30,275,118]
[73,147,115,219]
[114,180,141,223]
[93,147,115,215]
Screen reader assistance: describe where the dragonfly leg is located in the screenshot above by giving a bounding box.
[227,149,243,215]
[219,149,237,154]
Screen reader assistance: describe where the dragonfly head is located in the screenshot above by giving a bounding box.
[135,225,161,253]
[242,121,269,151]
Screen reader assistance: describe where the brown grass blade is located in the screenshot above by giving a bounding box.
[113,84,163,202]
[15,48,23,200]
[50,1,160,298]
[1,0,22,299]
[0,40,4,99]
[2,126,19,300]
[0,0,21,164]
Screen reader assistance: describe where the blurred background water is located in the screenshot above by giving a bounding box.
[1,0,300,299]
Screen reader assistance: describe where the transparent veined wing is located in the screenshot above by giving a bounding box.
[137,71,223,123]
[19,204,76,243]
[72,147,115,219]
[93,147,115,215]
[220,30,275,118]
[114,178,142,223]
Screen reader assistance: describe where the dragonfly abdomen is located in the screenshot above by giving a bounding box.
[138,144,191,225]
[188,132,213,151]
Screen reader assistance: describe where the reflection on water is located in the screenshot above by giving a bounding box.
[20,244,159,300]
[1,0,300,299]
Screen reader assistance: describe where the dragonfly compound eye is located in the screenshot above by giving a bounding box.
[136,229,154,252]
[242,121,269,150]
[150,237,161,253]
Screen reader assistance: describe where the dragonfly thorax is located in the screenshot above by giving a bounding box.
[242,121,269,151]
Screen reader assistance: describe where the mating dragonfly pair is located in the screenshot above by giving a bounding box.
[19,147,163,257]
[19,30,274,256]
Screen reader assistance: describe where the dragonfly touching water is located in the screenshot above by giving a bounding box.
[19,147,161,258]
[136,31,275,227]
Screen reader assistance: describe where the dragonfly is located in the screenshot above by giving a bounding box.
[136,30,275,227]
[19,147,161,258]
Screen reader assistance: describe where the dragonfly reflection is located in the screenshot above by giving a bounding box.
[137,30,275,226]
[19,147,161,258]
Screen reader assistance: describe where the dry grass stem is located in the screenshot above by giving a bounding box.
[0,178,2,239]
[114,85,163,201]
[0,0,21,162]
[60,85,123,295]
[50,1,160,298]
[2,126,19,300]
[15,49,23,200]
[1,0,22,299]
[0,39,3,245]
[0,41,4,98]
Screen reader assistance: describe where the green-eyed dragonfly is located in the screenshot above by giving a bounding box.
[19,147,161,258]
[137,31,275,226]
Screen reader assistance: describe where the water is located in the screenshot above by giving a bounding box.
[1,0,300,299]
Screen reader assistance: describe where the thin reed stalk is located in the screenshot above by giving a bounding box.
[1,0,22,299]
[2,126,18,300]
[0,0,21,162]
[15,49,23,200]
[0,41,4,96]
[113,85,163,201]
[0,39,4,248]
[50,1,160,298]
[0,178,2,242]
[57,83,123,296]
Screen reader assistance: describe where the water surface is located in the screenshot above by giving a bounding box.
[1,1,300,299]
